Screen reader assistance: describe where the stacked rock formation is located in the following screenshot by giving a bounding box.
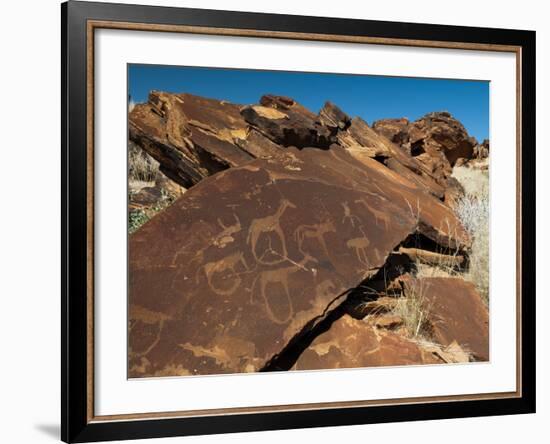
[128,92,488,377]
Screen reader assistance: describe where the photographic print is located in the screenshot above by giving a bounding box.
[127,65,490,378]
[63,4,535,440]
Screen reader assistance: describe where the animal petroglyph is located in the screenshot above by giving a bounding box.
[247,199,297,265]
[130,319,166,358]
[294,219,336,260]
[203,252,249,296]
[213,214,242,248]
[346,236,371,266]
[128,93,480,378]
[355,197,391,230]
[341,201,361,227]
[251,256,311,324]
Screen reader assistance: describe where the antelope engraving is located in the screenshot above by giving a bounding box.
[346,236,371,266]
[355,197,391,230]
[212,214,242,248]
[204,252,249,296]
[129,305,172,358]
[250,254,316,325]
[293,219,336,260]
[247,199,296,265]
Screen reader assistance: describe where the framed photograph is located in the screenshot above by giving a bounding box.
[62,1,535,442]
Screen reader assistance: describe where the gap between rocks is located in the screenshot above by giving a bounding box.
[260,228,468,372]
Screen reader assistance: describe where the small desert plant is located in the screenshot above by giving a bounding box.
[452,166,490,303]
[391,278,432,340]
[129,141,159,183]
[128,190,176,234]
[129,210,151,234]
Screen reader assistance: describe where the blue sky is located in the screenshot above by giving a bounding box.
[129,64,489,141]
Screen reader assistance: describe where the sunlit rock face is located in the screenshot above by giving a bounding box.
[128,93,485,378]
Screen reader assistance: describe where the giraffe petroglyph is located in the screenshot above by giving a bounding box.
[247,198,297,265]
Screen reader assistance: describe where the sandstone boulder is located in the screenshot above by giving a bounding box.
[403,277,489,361]
[129,144,469,377]
[444,176,466,210]
[407,112,478,182]
[130,93,458,203]
[129,91,253,188]
[372,117,410,145]
[474,139,490,159]
[128,91,488,377]
[129,186,164,212]
[373,112,478,186]
[337,117,446,199]
[375,314,404,330]
[241,95,335,148]
[318,101,352,130]
[293,315,443,370]
[129,175,185,210]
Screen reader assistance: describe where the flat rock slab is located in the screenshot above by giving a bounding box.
[129,144,468,377]
[129,92,252,187]
[293,315,442,370]
[404,277,489,361]
[338,117,446,199]
[130,93,457,205]
[372,117,410,145]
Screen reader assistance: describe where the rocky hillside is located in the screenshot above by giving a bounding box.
[128,91,489,378]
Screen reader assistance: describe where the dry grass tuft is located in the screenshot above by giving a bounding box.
[452,165,490,303]
[391,278,433,340]
[452,164,489,198]
[362,164,490,347]
[127,142,180,233]
[129,141,159,183]
[415,263,455,278]
[129,179,155,195]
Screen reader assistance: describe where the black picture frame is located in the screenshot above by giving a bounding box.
[62,1,536,442]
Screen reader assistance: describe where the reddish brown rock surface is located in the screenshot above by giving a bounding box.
[474,139,490,160]
[293,315,442,370]
[443,176,466,210]
[372,117,410,145]
[128,91,487,378]
[129,175,185,213]
[338,116,446,199]
[129,92,252,188]
[373,112,479,186]
[375,314,404,330]
[128,144,468,377]
[319,101,352,130]
[241,102,334,149]
[408,112,477,173]
[130,94,455,200]
[403,277,489,361]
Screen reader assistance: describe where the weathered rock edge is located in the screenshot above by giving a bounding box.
[129,144,470,377]
[128,92,481,377]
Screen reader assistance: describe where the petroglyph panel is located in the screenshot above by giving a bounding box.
[129,146,468,377]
